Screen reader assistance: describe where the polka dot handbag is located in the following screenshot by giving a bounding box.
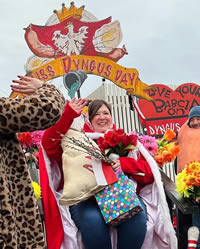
[95,171,143,226]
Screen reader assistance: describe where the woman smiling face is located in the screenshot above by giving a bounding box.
[90,104,112,133]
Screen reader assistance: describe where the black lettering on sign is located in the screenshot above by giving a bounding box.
[175,85,200,98]
[148,86,171,98]
[152,98,200,116]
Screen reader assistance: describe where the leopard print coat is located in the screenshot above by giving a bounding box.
[0,84,65,249]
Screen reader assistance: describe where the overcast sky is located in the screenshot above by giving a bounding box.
[1,0,200,98]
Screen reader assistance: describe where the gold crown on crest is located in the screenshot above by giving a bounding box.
[54,2,85,22]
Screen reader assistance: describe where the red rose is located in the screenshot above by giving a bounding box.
[129,134,138,146]
[116,128,125,135]
[98,137,109,152]
[104,130,121,147]
[17,132,33,148]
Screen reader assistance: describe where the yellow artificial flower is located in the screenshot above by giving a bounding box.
[32,181,41,200]
[82,106,88,115]
[176,161,200,201]
[176,169,192,198]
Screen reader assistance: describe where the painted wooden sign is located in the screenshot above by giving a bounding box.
[132,83,200,136]
[10,2,152,100]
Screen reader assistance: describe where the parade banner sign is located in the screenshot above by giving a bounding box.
[10,2,152,101]
[133,83,200,136]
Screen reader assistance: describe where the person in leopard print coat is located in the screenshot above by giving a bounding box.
[0,75,65,249]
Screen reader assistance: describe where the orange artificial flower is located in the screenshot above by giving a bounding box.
[187,175,197,186]
[154,129,180,167]
[163,129,176,141]
[162,150,172,163]
[170,144,181,157]
[154,154,163,167]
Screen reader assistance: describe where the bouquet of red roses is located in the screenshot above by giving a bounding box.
[97,128,138,157]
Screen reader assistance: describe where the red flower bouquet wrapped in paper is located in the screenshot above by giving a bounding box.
[97,128,138,157]
[17,130,45,159]
[17,131,45,199]
[17,130,45,183]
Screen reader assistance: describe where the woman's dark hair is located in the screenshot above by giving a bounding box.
[88,99,112,122]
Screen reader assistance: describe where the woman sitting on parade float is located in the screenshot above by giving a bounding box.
[40,98,177,249]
